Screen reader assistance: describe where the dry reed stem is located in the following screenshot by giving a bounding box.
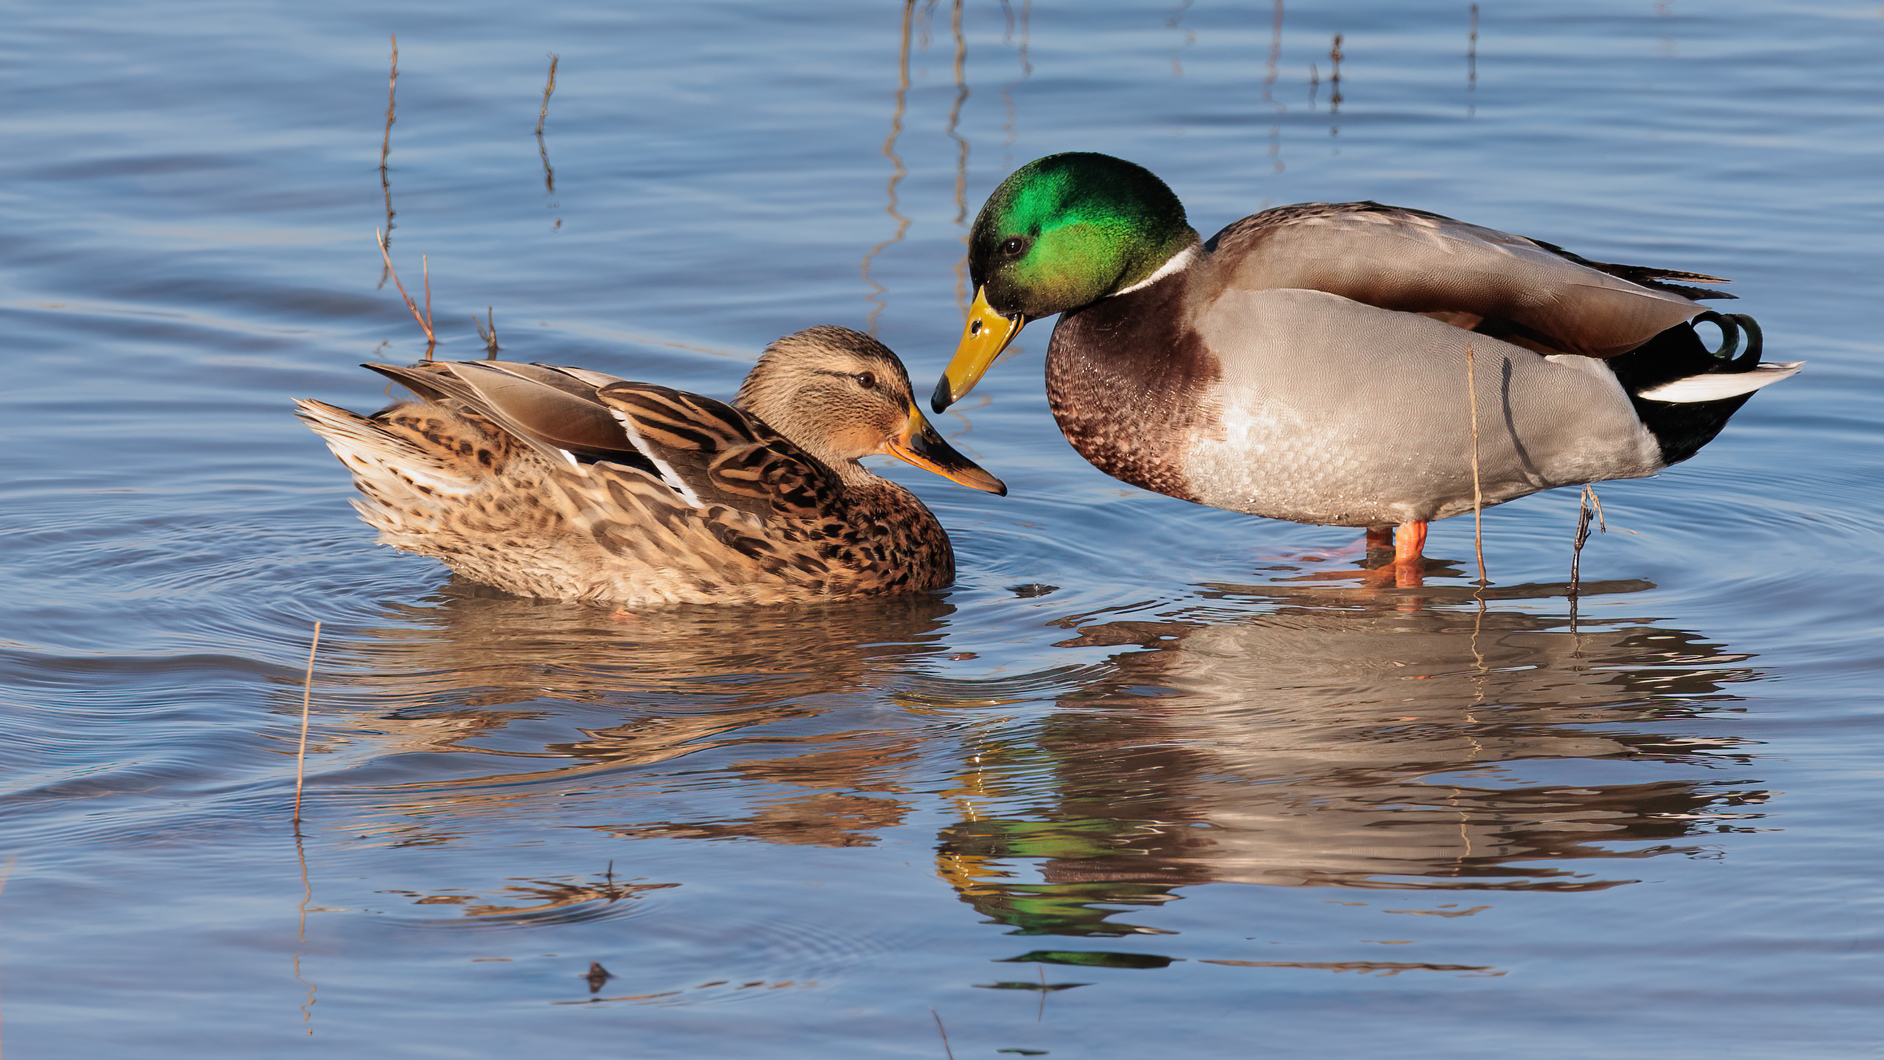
[1262,0,1283,103]
[378,35,399,287]
[536,54,559,136]
[1467,344,1487,584]
[293,830,316,1031]
[860,0,916,333]
[1329,33,1344,111]
[472,307,499,357]
[1468,4,1479,87]
[930,1007,954,1060]
[293,620,321,823]
[376,227,436,353]
[380,36,398,174]
[537,54,560,193]
[1569,485,1605,607]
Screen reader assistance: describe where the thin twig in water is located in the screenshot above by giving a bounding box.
[536,54,559,137]
[1467,343,1487,585]
[1263,0,1285,172]
[381,36,399,175]
[472,307,499,357]
[930,1007,955,1060]
[537,54,560,194]
[1468,3,1479,88]
[378,36,399,287]
[860,0,916,333]
[293,621,321,823]
[1569,485,1605,618]
[293,830,317,1032]
[376,227,436,354]
[1329,34,1344,113]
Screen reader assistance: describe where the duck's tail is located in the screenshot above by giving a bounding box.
[293,398,485,547]
[1606,312,1802,465]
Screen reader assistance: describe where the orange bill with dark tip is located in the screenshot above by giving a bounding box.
[931,286,1026,412]
[884,405,1007,495]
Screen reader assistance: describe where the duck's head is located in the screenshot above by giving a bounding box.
[933,152,1199,411]
[738,326,1006,495]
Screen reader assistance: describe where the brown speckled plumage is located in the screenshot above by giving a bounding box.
[296,327,999,606]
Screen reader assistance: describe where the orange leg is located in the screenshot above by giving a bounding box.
[1393,520,1428,588]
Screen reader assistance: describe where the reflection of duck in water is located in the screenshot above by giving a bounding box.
[304,584,957,851]
[297,326,1004,605]
[934,598,1768,935]
[349,580,959,706]
[932,153,1801,582]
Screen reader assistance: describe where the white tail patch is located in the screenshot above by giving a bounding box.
[1636,361,1804,403]
[294,399,478,497]
[605,407,704,509]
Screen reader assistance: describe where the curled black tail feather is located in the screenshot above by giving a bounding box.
[1607,314,1770,465]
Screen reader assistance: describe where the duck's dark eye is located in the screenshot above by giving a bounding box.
[854,371,878,390]
[999,236,1029,258]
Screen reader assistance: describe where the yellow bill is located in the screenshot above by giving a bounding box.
[930,286,1025,412]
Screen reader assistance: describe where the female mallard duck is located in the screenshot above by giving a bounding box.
[297,325,1005,605]
[933,152,1801,582]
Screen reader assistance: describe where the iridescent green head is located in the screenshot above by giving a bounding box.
[968,152,1199,318]
[933,153,1200,411]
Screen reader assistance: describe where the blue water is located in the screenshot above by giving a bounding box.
[2,1,1881,1056]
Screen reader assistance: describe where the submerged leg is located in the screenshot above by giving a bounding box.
[1353,522,1428,589]
[1393,520,1428,588]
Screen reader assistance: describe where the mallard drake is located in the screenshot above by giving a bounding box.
[297,325,1005,605]
[933,152,1801,582]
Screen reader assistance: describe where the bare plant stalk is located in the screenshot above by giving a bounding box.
[381,36,399,174]
[379,35,399,286]
[930,1007,955,1060]
[376,227,436,352]
[1467,344,1486,584]
[1569,485,1606,605]
[1329,33,1344,112]
[293,621,322,823]
[537,54,560,194]
[1468,3,1479,88]
[293,829,317,1032]
[536,54,559,136]
[422,254,433,359]
[472,307,499,357]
